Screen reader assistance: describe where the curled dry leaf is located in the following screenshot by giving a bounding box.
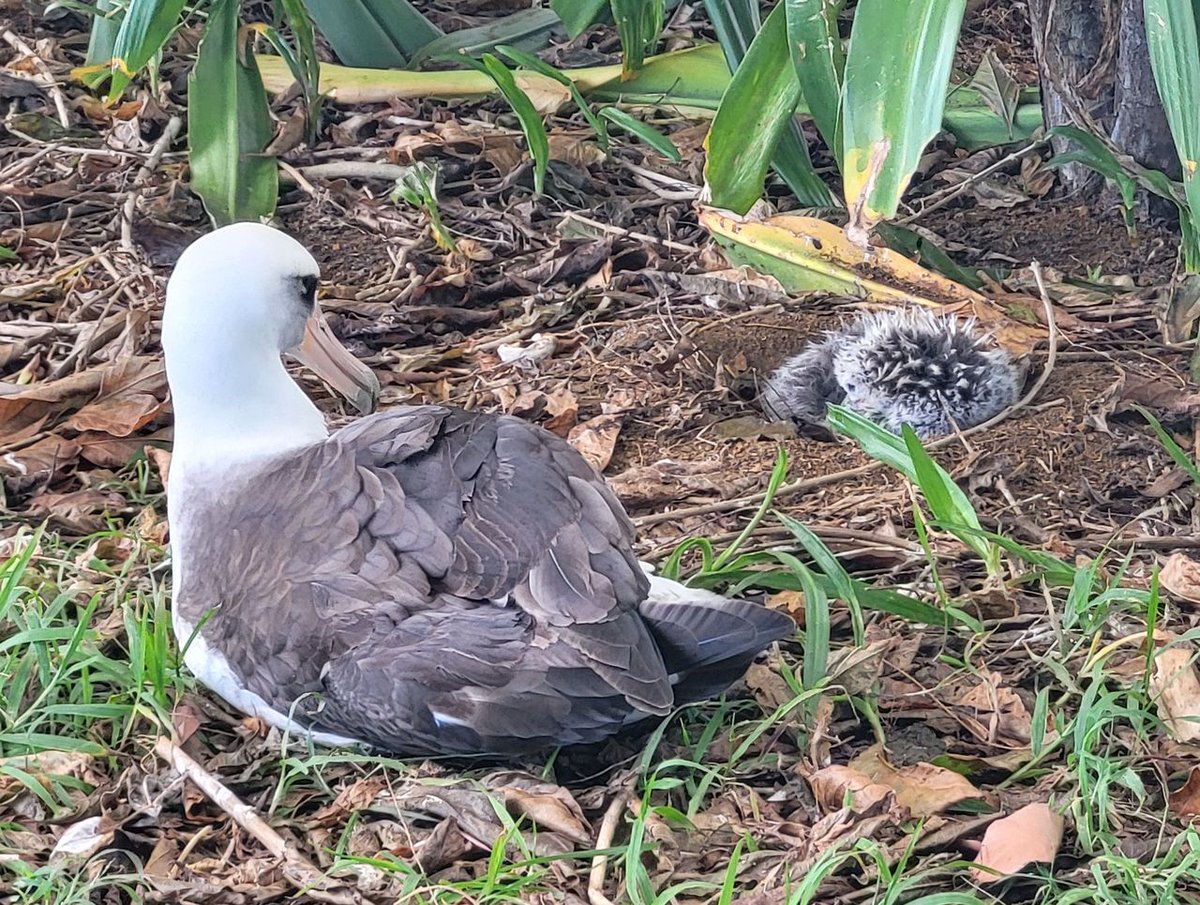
[50,816,115,865]
[806,765,895,814]
[567,413,623,472]
[969,803,1063,883]
[497,332,557,365]
[849,744,983,817]
[1169,765,1200,821]
[1150,644,1200,742]
[1161,553,1200,606]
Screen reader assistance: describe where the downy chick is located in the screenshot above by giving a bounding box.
[760,308,1020,439]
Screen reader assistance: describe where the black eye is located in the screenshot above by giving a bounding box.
[298,274,318,308]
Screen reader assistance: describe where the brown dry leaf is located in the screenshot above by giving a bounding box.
[850,744,983,817]
[547,133,605,169]
[1150,645,1200,742]
[954,671,1035,746]
[542,386,578,437]
[502,785,591,844]
[766,589,807,624]
[513,73,571,116]
[567,413,623,472]
[0,434,81,482]
[147,446,172,491]
[0,357,166,438]
[744,662,795,711]
[806,765,895,814]
[969,803,1064,883]
[1162,554,1200,605]
[1169,765,1200,821]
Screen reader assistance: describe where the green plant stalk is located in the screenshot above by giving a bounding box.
[300,0,441,69]
[187,0,279,225]
[710,447,789,571]
[477,53,550,195]
[611,0,664,78]
[106,0,188,99]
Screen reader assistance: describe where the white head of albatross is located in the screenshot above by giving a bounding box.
[162,222,379,476]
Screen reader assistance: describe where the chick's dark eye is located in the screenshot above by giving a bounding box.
[298,274,318,308]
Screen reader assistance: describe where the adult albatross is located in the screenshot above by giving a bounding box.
[162,222,793,756]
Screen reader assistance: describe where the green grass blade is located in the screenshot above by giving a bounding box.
[796,561,829,693]
[187,0,279,226]
[611,0,665,77]
[106,0,188,99]
[1135,404,1200,487]
[1144,0,1200,270]
[478,53,550,195]
[412,8,561,68]
[841,0,966,233]
[705,1,832,212]
[300,0,442,69]
[597,106,681,159]
[552,0,610,38]
[785,0,845,161]
[496,44,608,150]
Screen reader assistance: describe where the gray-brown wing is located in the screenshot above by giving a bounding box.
[191,405,671,755]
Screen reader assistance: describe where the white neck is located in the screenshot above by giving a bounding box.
[166,342,328,483]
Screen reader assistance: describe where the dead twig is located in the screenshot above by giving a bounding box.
[120,116,183,251]
[587,784,633,905]
[152,736,368,904]
[1,29,71,129]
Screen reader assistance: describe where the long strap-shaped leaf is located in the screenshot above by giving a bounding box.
[704,2,833,213]
[1145,0,1200,271]
[841,0,965,239]
[301,0,442,69]
[187,0,278,226]
[785,0,844,163]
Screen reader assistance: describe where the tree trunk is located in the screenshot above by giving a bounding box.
[1028,0,1178,200]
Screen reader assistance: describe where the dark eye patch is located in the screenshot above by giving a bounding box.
[297,274,318,309]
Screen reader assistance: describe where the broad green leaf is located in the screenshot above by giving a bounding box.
[705,2,832,213]
[0,246,16,262]
[598,106,681,159]
[705,0,834,209]
[611,0,664,78]
[841,0,966,235]
[1145,0,1200,271]
[301,0,441,69]
[411,8,561,68]
[107,0,188,99]
[478,53,550,195]
[188,0,278,226]
[785,0,844,160]
[552,0,610,37]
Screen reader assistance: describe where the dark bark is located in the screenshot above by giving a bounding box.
[1112,0,1180,180]
[1028,0,1179,205]
[1027,0,1117,194]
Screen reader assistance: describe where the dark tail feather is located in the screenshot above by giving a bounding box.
[638,597,794,705]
